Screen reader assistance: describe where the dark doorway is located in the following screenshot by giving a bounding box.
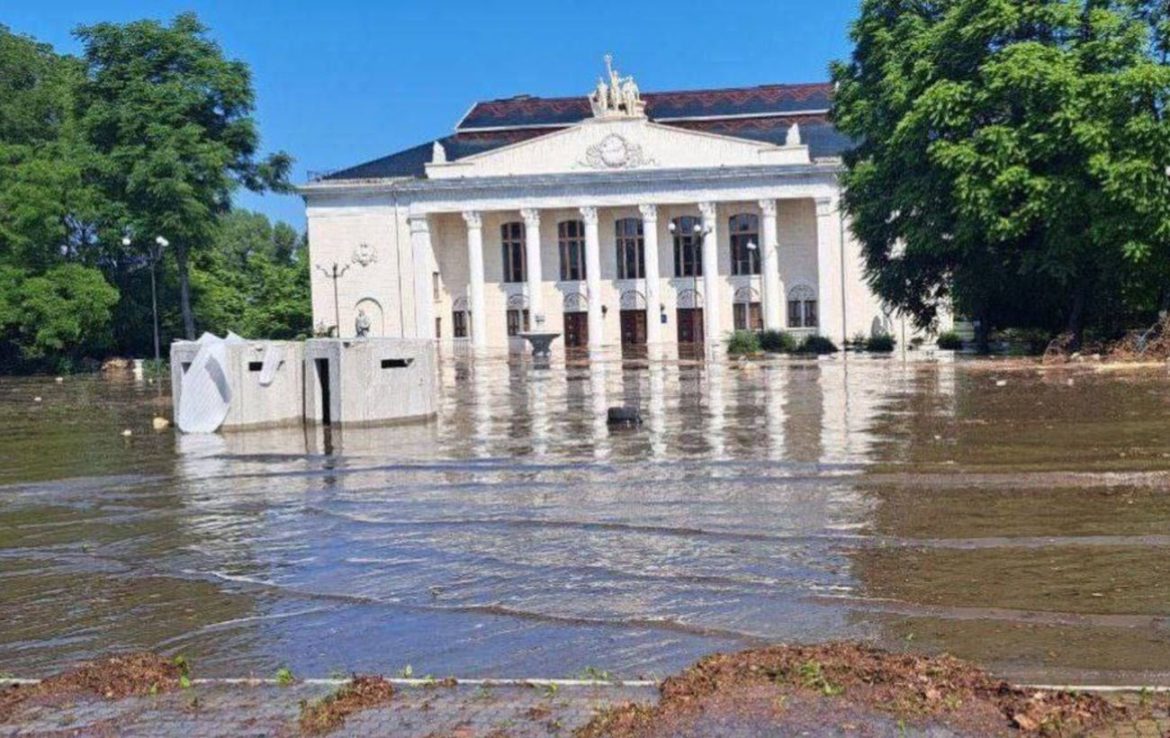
[677,308,704,347]
[314,358,332,425]
[620,310,647,346]
[564,312,589,348]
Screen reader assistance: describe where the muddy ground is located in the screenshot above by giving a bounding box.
[2,646,1168,737]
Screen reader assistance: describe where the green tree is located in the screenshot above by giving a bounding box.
[0,263,119,368]
[832,0,1170,349]
[75,12,291,339]
[192,210,311,339]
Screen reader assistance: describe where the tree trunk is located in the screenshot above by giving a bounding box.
[974,309,991,355]
[176,244,196,339]
[1065,286,1087,351]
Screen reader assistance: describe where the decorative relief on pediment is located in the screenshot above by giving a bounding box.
[581,133,655,170]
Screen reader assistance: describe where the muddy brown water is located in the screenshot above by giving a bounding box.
[1,355,1169,685]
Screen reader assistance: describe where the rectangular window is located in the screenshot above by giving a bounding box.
[729,214,761,276]
[787,301,802,328]
[453,310,468,338]
[787,299,819,328]
[734,303,763,331]
[804,300,818,328]
[500,222,526,283]
[672,216,703,277]
[558,220,586,281]
[435,316,441,339]
[506,308,530,337]
[614,218,645,280]
[432,271,441,302]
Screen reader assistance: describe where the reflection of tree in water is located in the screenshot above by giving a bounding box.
[847,368,1170,683]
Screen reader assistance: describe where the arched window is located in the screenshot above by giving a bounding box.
[672,216,702,277]
[614,218,644,280]
[787,285,818,329]
[452,297,470,338]
[558,220,586,281]
[500,221,526,283]
[729,213,760,276]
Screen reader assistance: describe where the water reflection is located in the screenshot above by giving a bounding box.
[1,357,1169,683]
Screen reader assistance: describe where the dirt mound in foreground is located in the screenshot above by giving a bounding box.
[576,643,1123,738]
[299,675,395,734]
[0,652,182,722]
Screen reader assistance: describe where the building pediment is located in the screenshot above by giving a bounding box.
[424,118,811,180]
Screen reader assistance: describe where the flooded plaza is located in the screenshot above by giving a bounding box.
[2,354,1169,686]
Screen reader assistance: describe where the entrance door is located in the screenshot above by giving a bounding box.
[620,310,647,347]
[620,309,647,359]
[677,308,704,346]
[564,312,589,348]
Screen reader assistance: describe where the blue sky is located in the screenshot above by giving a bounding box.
[6,1,859,231]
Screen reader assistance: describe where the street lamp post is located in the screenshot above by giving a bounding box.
[124,234,168,364]
[745,239,762,330]
[315,261,352,337]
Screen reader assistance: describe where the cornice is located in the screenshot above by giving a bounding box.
[299,161,843,199]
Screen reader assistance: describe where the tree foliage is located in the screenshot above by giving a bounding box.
[75,12,292,339]
[0,18,306,372]
[832,0,1170,346]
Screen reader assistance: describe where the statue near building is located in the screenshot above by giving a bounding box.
[589,54,645,118]
[355,309,371,338]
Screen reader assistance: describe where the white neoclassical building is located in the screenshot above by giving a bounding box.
[301,59,930,355]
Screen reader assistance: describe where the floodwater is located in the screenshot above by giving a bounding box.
[2,354,1169,685]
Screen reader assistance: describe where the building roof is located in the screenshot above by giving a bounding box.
[318,82,848,183]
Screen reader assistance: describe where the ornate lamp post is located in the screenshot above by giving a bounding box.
[315,260,351,337]
[124,234,168,364]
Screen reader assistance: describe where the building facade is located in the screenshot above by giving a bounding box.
[301,60,936,354]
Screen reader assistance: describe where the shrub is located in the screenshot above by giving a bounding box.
[865,333,896,352]
[727,330,761,356]
[849,332,868,347]
[759,329,798,353]
[796,335,839,355]
[937,331,963,350]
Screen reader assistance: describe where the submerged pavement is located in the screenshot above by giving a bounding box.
[2,681,1169,737]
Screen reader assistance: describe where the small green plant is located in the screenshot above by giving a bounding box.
[541,682,560,698]
[275,667,295,686]
[796,335,839,355]
[759,329,798,353]
[936,331,963,350]
[173,655,192,689]
[864,333,896,352]
[726,330,761,356]
[849,331,868,347]
[796,660,844,696]
[398,664,413,678]
[578,666,613,682]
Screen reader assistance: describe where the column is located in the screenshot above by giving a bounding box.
[520,208,543,323]
[698,202,721,350]
[758,199,783,330]
[638,204,662,347]
[462,210,487,349]
[815,196,843,344]
[408,215,435,340]
[581,206,603,350]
